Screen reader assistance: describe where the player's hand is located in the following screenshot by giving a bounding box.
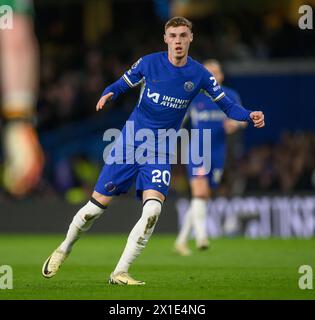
[223,119,246,134]
[96,92,114,111]
[250,111,265,128]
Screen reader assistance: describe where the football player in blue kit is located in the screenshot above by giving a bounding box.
[175,59,247,256]
[42,17,265,285]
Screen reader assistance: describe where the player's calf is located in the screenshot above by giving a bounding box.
[110,198,162,282]
[42,197,107,278]
[58,198,107,254]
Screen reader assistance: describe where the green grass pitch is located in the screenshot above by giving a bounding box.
[0,234,314,300]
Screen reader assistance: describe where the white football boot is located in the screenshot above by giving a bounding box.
[109,272,145,285]
[42,248,69,278]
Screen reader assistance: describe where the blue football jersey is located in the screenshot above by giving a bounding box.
[120,52,229,155]
[122,52,225,132]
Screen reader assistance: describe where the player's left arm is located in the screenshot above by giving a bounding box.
[96,58,145,111]
[201,70,265,128]
[216,95,264,128]
[223,91,248,134]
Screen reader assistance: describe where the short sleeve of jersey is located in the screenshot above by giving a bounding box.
[122,57,145,88]
[200,67,225,102]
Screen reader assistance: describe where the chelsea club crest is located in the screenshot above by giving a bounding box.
[105,181,117,193]
[184,81,194,92]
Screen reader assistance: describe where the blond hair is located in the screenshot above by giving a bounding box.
[165,16,193,32]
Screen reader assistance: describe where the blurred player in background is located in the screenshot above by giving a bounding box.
[42,17,264,285]
[175,60,247,256]
[0,0,44,197]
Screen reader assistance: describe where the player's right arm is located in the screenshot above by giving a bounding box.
[96,58,145,111]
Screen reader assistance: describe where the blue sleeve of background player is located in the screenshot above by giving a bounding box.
[101,57,145,101]
[234,92,242,105]
[225,87,242,105]
[201,68,252,122]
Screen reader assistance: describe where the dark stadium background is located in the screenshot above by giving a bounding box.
[1,0,315,236]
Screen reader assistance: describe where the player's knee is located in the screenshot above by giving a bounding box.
[191,188,209,199]
[191,177,210,198]
[92,191,112,207]
[73,198,106,230]
[143,198,162,216]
